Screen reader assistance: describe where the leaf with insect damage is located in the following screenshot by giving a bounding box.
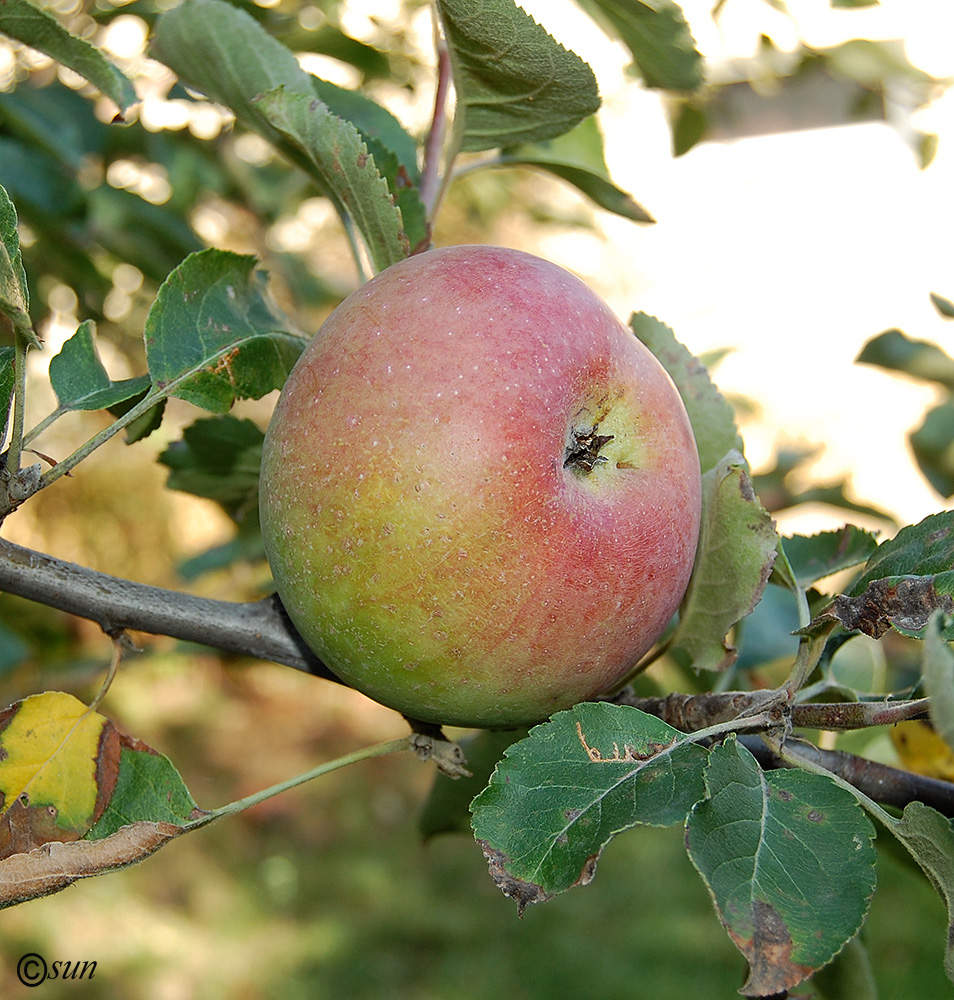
[470,702,708,913]
[0,820,186,909]
[850,511,954,594]
[685,737,877,997]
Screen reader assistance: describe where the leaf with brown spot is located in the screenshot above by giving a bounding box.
[0,692,122,859]
[685,738,877,997]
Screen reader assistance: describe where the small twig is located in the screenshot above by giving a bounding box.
[792,697,930,730]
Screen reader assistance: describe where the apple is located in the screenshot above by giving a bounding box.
[259,245,701,728]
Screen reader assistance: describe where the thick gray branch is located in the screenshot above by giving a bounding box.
[0,537,338,682]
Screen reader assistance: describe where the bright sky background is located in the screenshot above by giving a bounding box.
[517,0,954,536]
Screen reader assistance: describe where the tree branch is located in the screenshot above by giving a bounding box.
[0,536,339,682]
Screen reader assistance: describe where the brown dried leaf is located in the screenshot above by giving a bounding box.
[830,576,954,638]
[0,820,186,908]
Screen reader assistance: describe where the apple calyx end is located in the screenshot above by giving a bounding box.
[564,426,615,475]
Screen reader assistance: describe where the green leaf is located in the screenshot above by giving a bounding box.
[671,99,708,156]
[151,0,312,143]
[685,738,877,997]
[420,728,527,839]
[0,183,35,346]
[107,389,165,445]
[86,745,201,840]
[310,77,428,253]
[781,526,880,589]
[579,0,703,92]
[159,415,263,519]
[470,703,709,912]
[175,520,265,581]
[144,249,307,414]
[437,0,601,152]
[849,512,954,596]
[630,312,741,474]
[310,77,420,181]
[151,0,410,271]
[49,320,150,413]
[856,328,954,390]
[931,292,954,319]
[671,451,779,671]
[879,801,954,982]
[750,445,896,524]
[0,0,136,116]
[910,400,954,499]
[253,87,409,270]
[923,612,954,753]
[498,116,654,223]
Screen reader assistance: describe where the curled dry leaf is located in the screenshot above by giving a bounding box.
[828,576,954,638]
[0,820,186,908]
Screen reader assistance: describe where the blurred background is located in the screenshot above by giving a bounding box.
[1,0,954,996]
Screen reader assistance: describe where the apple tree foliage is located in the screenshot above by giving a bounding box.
[0,0,953,995]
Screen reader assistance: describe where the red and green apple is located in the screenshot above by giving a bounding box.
[259,245,701,728]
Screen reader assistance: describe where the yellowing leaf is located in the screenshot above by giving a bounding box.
[0,692,121,859]
[890,719,954,781]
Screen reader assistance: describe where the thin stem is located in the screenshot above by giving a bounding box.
[22,405,65,448]
[5,337,28,473]
[33,389,162,494]
[340,211,371,284]
[420,34,454,219]
[744,735,954,817]
[784,625,835,696]
[185,736,412,829]
[89,634,127,711]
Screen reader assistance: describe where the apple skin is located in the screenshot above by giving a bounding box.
[259,245,701,728]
